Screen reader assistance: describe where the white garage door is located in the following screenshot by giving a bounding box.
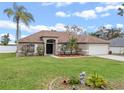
[88,44,108,55]
[109,47,124,54]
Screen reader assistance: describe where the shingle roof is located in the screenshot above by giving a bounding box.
[19,30,109,44]
[110,36,124,47]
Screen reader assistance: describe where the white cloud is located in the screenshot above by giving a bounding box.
[56,2,72,7]
[9,34,15,41]
[0,20,16,30]
[41,2,54,6]
[0,20,30,32]
[102,2,121,6]
[41,2,72,7]
[0,20,66,42]
[56,11,71,17]
[105,24,113,29]
[29,25,49,32]
[0,20,66,33]
[79,2,87,5]
[116,24,123,28]
[21,35,28,38]
[101,13,110,17]
[105,5,117,11]
[73,10,97,19]
[87,26,96,29]
[28,23,66,32]
[95,3,121,13]
[50,23,66,31]
[95,7,104,13]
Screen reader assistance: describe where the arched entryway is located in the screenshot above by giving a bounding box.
[46,39,55,54]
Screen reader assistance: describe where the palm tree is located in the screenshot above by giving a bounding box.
[4,3,35,43]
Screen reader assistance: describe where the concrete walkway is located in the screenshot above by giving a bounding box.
[96,55,124,62]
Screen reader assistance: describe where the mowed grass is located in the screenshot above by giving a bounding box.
[0,53,124,89]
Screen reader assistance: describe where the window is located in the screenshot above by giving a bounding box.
[27,43,34,52]
[47,39,55,43]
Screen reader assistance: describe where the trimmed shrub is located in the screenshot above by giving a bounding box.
[37,45,44,56]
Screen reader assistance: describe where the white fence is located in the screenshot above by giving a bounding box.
[0,45,17,53]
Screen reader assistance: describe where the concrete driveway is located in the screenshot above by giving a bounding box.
[96,55,124,62]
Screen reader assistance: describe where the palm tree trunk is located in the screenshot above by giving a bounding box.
[16,18,20,56]
[16,19,19,43]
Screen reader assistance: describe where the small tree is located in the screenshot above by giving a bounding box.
[1,33,10,45]
[64,25,82,55]
[37,45,44,56]
[67,37,79,54]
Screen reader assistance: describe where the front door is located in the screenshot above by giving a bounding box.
[46,44,53,54]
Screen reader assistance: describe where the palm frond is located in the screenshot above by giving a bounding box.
[19,11,35,26]
[3,8,14,18]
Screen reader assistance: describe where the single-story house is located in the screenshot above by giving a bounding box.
[109,36,124,54]
[18,30,109,56]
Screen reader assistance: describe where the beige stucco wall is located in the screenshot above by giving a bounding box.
[78,44,89,55]
[18,43,109,56]
[17,43,44,56]
[57,44,62,52]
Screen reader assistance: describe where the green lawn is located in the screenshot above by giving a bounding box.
[0,53,124,89]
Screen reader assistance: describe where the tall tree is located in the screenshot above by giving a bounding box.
[64,25,84,38]
[1,33,10,45]
[118,3,124,16]
[64,25,83,54]
[91,26,122,40]
[4,3,35,43]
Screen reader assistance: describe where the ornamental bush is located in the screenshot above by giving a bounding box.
[37,45,44,56]
[85,72,107,89]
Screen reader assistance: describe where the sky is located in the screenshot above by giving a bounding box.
[0,2,124,43]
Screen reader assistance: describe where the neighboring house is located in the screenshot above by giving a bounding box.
[18,30,109,56]
[95,27,122,40]
[109,36,124,54]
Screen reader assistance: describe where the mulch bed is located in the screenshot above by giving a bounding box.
[48,77,124,90]
[57,54,83,57]
[48,77,91,90]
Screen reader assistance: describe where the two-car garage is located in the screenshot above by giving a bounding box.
[88,44,109,55]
